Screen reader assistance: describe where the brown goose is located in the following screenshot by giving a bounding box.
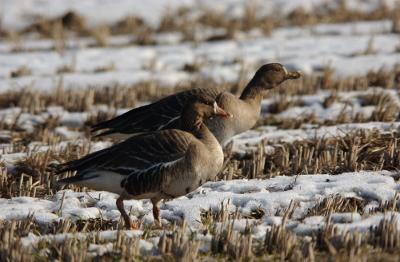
[91,63,301,145]
[57,95,230,229]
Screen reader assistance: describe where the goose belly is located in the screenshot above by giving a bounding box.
[162,172,205,197]
[163,150,223,197]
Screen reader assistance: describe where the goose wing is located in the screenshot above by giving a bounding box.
[119,156,182,197]
[57,129,194,175]
[91,86,222,137]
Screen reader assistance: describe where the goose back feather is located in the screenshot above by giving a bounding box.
[91,86,223,138]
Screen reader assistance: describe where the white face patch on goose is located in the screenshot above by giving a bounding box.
[283,66,288,75]
[213,101,218,114]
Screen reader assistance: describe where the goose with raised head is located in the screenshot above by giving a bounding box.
[91,63,301,145]
[57,95,231,229]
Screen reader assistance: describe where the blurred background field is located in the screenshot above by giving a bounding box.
[1,0,400,260]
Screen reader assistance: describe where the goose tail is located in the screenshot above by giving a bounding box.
[57,171,125,195]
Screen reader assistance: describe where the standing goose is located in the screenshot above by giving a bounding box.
[57,95,231,229]
[91,63,301,145]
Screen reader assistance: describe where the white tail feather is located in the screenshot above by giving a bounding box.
[69,171,126,195]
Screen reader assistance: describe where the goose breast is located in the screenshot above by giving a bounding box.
[206,92,261,145]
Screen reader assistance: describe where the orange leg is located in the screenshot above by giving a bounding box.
[151,198,162,228]
[116,196,138,230]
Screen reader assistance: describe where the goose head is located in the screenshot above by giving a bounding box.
[184,95,232,119]
[251,63,302,89]
[181,95,232,132]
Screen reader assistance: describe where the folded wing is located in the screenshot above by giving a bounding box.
[57,129,193,175]
[91,87,222,137]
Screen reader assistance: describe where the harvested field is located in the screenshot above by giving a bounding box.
[1,0,400,260]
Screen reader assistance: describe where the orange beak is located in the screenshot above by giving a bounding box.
[283,66,302,79]
[213,102,233,118]
[286,71,302,79]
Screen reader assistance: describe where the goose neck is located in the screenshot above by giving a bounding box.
[240,84,263,105]
[182,115,217,144]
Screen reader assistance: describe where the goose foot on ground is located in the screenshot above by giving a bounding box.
[116,196,138,230]
[151,198,162,229]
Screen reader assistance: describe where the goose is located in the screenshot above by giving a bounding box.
[91,63,301,145]
[56,95,231,229]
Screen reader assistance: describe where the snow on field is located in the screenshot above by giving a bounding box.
[1,85,398,155]
[2,0,398,31]
[1,1,400,255]
[1,19,400,92]
[2,171,399,253]
[232,121,400,153]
